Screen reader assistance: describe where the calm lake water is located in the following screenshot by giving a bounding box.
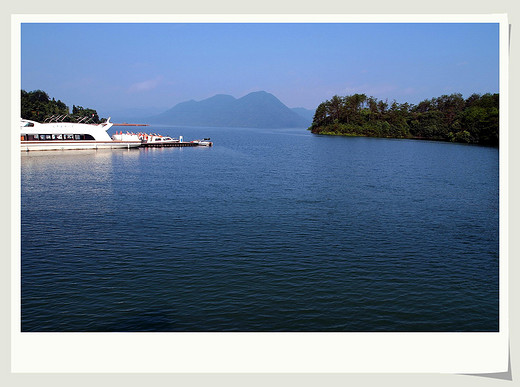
[21,127,499,332]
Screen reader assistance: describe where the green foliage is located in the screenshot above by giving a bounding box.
[310,93,499,146]
[21,90,101,124]
[72,105,100,123]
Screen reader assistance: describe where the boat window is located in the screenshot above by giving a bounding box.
[84,134,95,140]
[65,134,74,140]
[74,135,81,140]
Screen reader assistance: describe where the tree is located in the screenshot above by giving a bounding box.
[21,90,101,124]
[327,95,343,122]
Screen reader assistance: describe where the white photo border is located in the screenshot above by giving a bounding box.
[11,13,509,373]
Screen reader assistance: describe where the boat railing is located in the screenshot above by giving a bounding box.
[44,115,58,123]
[41,114,97,124]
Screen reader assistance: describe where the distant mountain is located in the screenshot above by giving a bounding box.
[147,91,310,128]
[291,107,315,126]
[101,107,169,123]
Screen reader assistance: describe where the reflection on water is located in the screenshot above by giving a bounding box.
[21,149,142,216]
[21,147,140,161]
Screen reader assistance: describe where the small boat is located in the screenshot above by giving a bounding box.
[20,117,142,151]
[133,133,184,147]
[141,134,181,144]
[191,138,213,146]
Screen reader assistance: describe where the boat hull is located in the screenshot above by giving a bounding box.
[20,141,142,151]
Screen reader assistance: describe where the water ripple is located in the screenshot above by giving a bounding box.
[21,128,499,332]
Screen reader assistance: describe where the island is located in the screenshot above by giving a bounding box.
[309,93,499,146]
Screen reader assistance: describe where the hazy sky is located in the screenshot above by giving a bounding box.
[21,22,499,116]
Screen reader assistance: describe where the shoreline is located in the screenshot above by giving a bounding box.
[309,129,499,148]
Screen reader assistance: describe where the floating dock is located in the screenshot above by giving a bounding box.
[140,142,200,148]
[112,131,213,148]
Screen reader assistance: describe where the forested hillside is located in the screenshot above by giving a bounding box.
[21,90,101,123]
[310,93,499,146]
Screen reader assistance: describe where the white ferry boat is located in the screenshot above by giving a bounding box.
[20,117,142,151]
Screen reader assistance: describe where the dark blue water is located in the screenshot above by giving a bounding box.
[21,127,499,332]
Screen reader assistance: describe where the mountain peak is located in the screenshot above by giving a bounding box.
[149,92,311,128]
[242,90,275,99]
[207,94,236,101]
[245,90,269,95]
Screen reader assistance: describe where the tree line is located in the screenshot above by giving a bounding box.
[21,89,102,123]
[310,93,499,146]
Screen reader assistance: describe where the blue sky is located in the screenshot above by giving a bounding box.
[21,22,499,117]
